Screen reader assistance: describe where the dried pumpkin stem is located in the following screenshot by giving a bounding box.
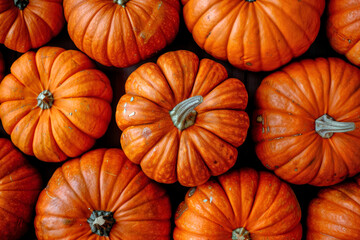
[315,114,355,139]
[37,90,54,110]
[170,95,203,130]
[113,0,129,7]
[14,0,29,10]
[87,210,116,237]
[245,0,256,2]
[232,227,251,240]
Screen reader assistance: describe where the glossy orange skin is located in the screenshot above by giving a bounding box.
[0,138,42,240]
[327,0,360,66]
[307,175,360,239]
[0,0,64,52]
[0,47,113,162]
[174,168,302,240]
[253,58,360,186]
[182,0,325,72]
[63,0,180,68]
[0,51,4,80]
[34,148,172,240]
[116,50,249,186]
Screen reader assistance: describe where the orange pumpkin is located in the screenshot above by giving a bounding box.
[253,57,360,186]
[182,0,325,72]
[0,138,42,240]
[307,175,360,239]
[174,168,302,239]
[0,46,113,162]
[63,0,180,68]
[35,148,172,240]
[116,50,249,186]
[327,0,360,66]
[0,0,65,52]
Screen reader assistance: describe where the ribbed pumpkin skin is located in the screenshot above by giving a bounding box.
[63,0,180,68]
[0,46,113,162]
[0,138,42,240]
[253,58,360,186]
[174,168,302,240]
[0,51,4,80]
[0,0,64,52]
[34,148,172,240]
[116,50,249,186]
[182,0,325,72]
[327,0,360,66]
[307,175,360,239]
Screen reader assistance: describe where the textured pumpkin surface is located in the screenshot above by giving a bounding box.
[253,57,360,186]
[0,51,4,80]
[327,0,360,66]
[182,0,325,72]
[0,138,42,240]
[0,46,113,162]
[307,175,360,239]
[34,148,171,240]
[0,0,64,52]
[116,50,249,186]
[63,0,180,68]
[174,168,302,240]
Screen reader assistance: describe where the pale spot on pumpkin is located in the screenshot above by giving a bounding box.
[203,199,208,203]
[130,97,134,102]
[209,197,213,203]
[69,112,72,116]
[246,62,252,66]
[128,112,136,117]
[9,175,13,182]
[142,127,152,138]
[104,171,117,177]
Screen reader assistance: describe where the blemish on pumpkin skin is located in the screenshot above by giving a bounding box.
[104,171,117,177]
[9,175,13,182]
[142,127,152,138]
[128,112,136,117]
[188,187,196,197]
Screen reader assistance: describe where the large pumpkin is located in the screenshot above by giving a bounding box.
[307,175,360,239]
[0,138,42,240]
[63,0,180,68]
[253,57,360,186]
[0,0,65,52]
[34,148,172,240]
[174,168,302,239]
[181,0,325,72]
[116,50,249,186]
[0,51,4,80]
[0,46,113,162]
[327,0,360,66]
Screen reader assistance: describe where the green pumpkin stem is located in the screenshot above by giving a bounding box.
[245,0,256,2]
[315,114,355,139]
[170,95,203,130]
[113,0,129,7]
[87,210,116,237]
[37,90,54,110]
[232,227,251,240]
[14,0,29,10]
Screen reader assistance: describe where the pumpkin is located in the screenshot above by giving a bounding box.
[174,168,302,240]
[327,0,360,66]
[0,51,4,80]
[0,46,113,162]
[34,148,172,240]
[116,50,249,186]
[63,0,180,68]
[307,175,360,239]
[0,138,42,240]
[253,57,360,186]
[181,0,325,72]
[0,0,65,52]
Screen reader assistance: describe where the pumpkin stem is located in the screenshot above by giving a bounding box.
[14,0,29,10]
[232,227,251,240]
[245,0,256,2]
[315,114,355,139]
[87,210,116,237]
[113,0,129,7]
[170,95,203,130]
[37,90,54,110]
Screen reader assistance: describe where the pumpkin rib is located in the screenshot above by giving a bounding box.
[25,7,54,39]
[0,205,29,224]
[191,0,225,33]
[251,4,263,71]
[327,139,352,177]
[105,7,117,66]
[320,189,360,217]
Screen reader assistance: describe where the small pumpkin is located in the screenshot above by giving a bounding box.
[174,168,302,240]
[0,138,42,240]
[116,50,249,186]
[0,46,113,162]
[181,0,325,72]
[63,0,180,68]
[0,51,4,80]
[327,0,360,66]
[253,57,360,186]
[34,148,172,240]
[307,175,360,239]
[0,0,65,52]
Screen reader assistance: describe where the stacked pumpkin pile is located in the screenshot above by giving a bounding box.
[0,0,359,239]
